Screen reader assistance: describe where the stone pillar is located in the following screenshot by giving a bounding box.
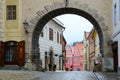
[45,52,48,70]
[59,57,61,70]
[49,51,54,71]
[102,37,113,72]
[24,33,36,70]
[0,0,3,41]
[31,45,40,70]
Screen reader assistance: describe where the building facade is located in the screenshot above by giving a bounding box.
[113,0,120,75]
[87,28,101,71]
[94,29,101,71]
[0,0,115,71]
[73,43,84,71]
[0,0,25,68]
[65,45,73,71]
[65,43,84,71]
[87,29,96,71]
[39,18,65,71]
[83,31,90,70]
[62,36,67,70]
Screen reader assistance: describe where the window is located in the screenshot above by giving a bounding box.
[80,55,83,57]
[80,63,83,66]
[57,32,59,43]
[6,5,16,20]
[49,28,53,41]
[114,3,117,26]
[60,34,62,44]
[73,56,80,62]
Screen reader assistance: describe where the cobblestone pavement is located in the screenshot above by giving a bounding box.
[0,70,120,80]
[0,70,42,80]
[94,72,120,80]
[34,71,100,80]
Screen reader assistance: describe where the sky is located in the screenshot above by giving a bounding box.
[56,14,93,45]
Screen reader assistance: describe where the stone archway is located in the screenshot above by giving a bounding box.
[25,1,113,71]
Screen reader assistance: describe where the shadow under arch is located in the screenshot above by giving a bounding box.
[32,7,104,65]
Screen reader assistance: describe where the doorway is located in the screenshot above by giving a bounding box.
[0,41,25,66]
[4,41,18,65]
[112,42,118,72]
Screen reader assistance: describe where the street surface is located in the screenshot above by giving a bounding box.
[34,71,99,80]
[0,70,120,80]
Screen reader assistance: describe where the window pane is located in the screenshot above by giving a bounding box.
[57,32,59,43]
[6,5,16,20]
[49,28,53,41]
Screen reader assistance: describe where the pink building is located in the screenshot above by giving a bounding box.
[73,43,84,71]
[65,43,84,71]
[65,45,73,71]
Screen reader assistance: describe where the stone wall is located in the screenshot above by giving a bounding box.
[23,0,113,56]
[22,0,113,71]
[0,0,3,41]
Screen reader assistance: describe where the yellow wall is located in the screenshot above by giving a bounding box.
[3,0,23,42]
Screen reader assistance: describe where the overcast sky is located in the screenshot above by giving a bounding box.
[56,14,93,45]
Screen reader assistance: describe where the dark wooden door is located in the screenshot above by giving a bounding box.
[18,41,25,66]
[0,41,4,66]
[4,41,18,65]
[112,42,118,72]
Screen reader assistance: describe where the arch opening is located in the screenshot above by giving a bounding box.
[31,7,104,70]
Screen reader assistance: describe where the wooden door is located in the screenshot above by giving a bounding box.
[0,41,4,66]
[112,42,118,72]
[4,41,18,65]
[18,41,25,66]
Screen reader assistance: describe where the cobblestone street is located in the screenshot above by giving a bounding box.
[0,70,120,80]
[34,71,99,80]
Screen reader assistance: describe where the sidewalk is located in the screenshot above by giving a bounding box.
[94,72,120,80]
[0,70,42,80]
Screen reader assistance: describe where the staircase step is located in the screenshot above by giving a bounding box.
[0,65,20,70]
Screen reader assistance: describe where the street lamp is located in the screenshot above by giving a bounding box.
[23,20,29,34]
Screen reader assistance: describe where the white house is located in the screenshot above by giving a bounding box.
[39,18,65,71]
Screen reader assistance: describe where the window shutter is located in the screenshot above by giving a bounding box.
[18,41,25,66]
[0,41,4,66]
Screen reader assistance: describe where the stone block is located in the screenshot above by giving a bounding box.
[102,58,113,71]
[53,2,65,9]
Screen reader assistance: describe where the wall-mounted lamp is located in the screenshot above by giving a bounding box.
[108,40,113,46]
[23,20,29,34]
